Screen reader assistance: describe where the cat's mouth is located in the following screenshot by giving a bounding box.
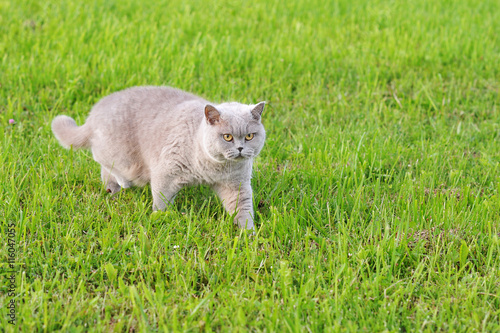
[223,148,256,161]
[225,152,247,161]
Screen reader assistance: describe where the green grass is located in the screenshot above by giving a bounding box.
[1,0,500,331]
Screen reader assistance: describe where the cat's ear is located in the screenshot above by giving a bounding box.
[205,105,221,125]
[251,102,265,120]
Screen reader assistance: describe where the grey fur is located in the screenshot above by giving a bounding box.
[52,86,266,230]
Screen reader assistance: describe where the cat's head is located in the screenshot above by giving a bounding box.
[202,102,266,163]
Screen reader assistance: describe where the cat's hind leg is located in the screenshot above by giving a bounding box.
[101,166,121,194]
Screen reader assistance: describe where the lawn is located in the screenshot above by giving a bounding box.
[1,0,499,331]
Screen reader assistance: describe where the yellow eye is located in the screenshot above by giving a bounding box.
[245,133,255,141]
[223,134,233,142]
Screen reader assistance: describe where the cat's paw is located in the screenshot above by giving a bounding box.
[236,220,255,230]
[106,182,121,196]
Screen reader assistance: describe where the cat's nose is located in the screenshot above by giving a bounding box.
[237,147,243,152]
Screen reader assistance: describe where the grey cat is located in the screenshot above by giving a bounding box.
[52,86,266,230]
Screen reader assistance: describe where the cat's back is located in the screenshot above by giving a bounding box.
[85,86,209,160]
[91,86,207,118]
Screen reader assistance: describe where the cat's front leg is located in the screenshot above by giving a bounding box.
[213,182,255,230]
[151,175,180,211]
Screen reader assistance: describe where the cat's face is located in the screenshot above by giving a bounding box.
[203,102,266,163]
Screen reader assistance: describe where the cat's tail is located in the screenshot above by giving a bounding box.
[51,115,91,150]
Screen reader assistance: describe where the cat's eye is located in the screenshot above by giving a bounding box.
[223,134,233,142]
[245,133,255,141]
